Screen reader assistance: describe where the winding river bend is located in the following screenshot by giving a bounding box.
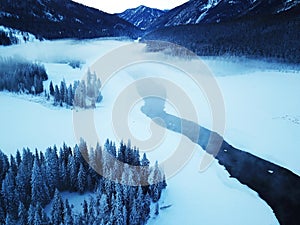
[141,96,300,225]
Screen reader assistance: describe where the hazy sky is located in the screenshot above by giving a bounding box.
[72,0,188,14]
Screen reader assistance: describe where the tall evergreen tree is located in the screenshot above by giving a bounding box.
[1,168,18,218]
[129,199,140,225]
[18,202,27,225]
[68,155,77,191]
[27,204,35,225]
[49,81,54,96]
[60,79,67,103]
[64,199,74,225]
[51,189,64,225]
[148,161,163,202]
[0,150,9,183]
[114,191,125,225]
[15,150,22,167]
[67,84,73,106]
[16,149,34,207]
[54,85,60,105]
[99,194,109,223]
[45,147,59,197]
[31,158,49,206]
[33,203,42,225]
[10,155,18,177]
[77,164,87,194]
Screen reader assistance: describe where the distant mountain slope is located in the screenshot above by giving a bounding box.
[143,7,300,64]
[0,0,139,40]
[149,0,300,30]
[118,5,166,30]
[0,26,41,45]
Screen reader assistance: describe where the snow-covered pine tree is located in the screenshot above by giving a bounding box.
[77,164,87,194]
[74,80,87,108]
[27,204,35,225]
[60,79,67,103]
[67,84,73,106]
[81,199,88,221]
[33,202,43,225]
[31,158,49,206]
[140,153,150,189]
[15,150,21,167]
[54,85,60,105]
[1,168,18,218]
[10,155,18,177]
[58,159,68,191]
[87,197,96,224]
[45,147,59,198]
[0,150,9,184]
[148,161,164,202]
[64,199,74,225]
[16,149,34,208]
[99,194,109,223]
[129,199,141,225]
[51,189,64,225]
[114,190,124,225]
[18,202,27,225]
[122,205,128,225]
[49,81,54,96]
[68,154,78,191]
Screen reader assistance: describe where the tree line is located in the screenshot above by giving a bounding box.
[0,139,166,225]
[48,70,103,108]
[0,56,103,109]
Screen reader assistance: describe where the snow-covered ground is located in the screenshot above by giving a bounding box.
[1,39,300,225]
[44,192,94,216]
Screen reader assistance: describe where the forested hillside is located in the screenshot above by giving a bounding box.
[144,11,300,64]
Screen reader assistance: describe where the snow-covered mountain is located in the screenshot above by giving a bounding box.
[118,5,167,30]
[144,0,300,64]
[149,0,300,29]
[0,0,139,41]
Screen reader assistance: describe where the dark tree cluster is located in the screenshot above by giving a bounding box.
[0,139,166,225]
[0,57,48,94]
[49,70,103,108]
[49,80,76,107]
[0,31,18,46]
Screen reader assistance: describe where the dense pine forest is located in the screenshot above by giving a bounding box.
[0,139,166,225]
[0,57,48,94]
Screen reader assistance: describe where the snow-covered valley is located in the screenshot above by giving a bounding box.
[0,39,300,225]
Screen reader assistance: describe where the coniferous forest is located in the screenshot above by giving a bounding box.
[0,139,166,225]
[0,57,48,94]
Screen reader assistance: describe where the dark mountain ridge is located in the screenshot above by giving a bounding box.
[148,0,300,30]
[0,0,140,40]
